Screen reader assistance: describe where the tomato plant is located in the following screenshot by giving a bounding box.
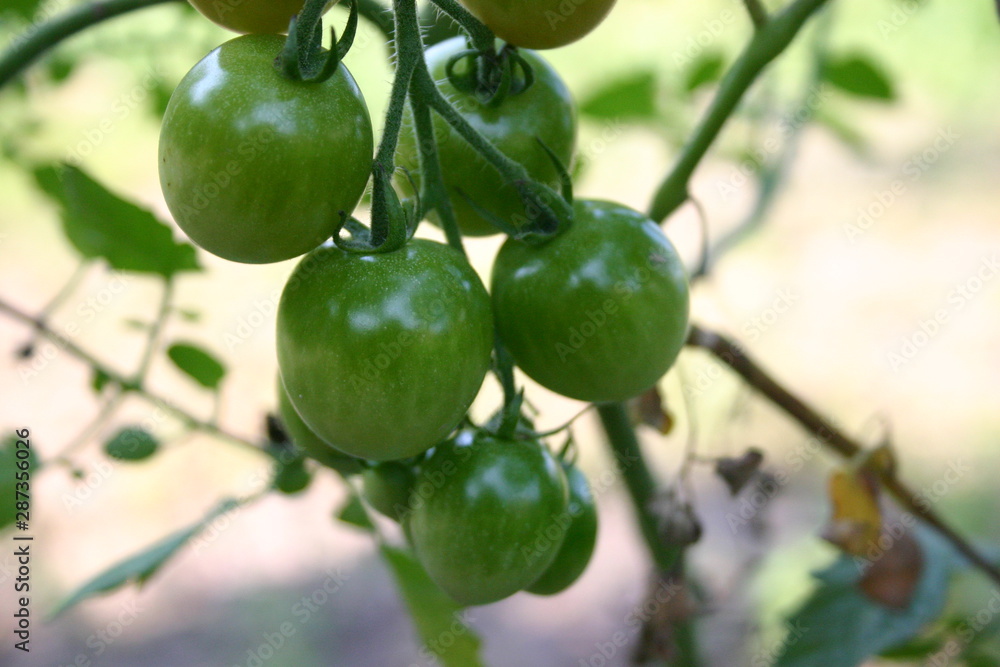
[276,239,494,461]
[187,0,331,35]
[277,379,364,475]
[405,434,569,605]
[395,36,576,236]
[457,0,617,49]
[491,199,690,403]
[158,34,373,264]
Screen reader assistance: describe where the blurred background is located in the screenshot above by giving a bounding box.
[1,0,999,664]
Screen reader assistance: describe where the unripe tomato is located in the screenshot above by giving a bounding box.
[527,461,597,595]
[491,199,690,403]
[159,34,373,264]
[187,0,332,35]
[277,240,494,461]
[406,435,569,605]
[277,378,364,475]
[396,37,576,237]
[458,0,617,49]
[362,461,416,521]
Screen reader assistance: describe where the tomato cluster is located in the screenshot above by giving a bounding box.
[161,0,683,605]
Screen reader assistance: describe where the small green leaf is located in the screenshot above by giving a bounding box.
[1,434,39,530]
[823,55,896,101]
[775,530,959,667]
[380,545,484,667]
[815,110,869,155]
[176,308,201,322]
[104,427,158,462]
[166,342,225,390]
[336,493,374,531]
[34,165,201,278]
[683,52,726,93]
[91,369,111,393]
[49,498,241,618]
[580,71,658,121]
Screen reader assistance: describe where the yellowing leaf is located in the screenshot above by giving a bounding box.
[822,469,882,556]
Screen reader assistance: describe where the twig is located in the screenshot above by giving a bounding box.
[743,0,769,29]
[686,323,1000,586]
[648,0,830,223]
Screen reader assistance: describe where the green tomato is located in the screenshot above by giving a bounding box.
[273,456,312,494]
[527,461,597,595]
[396,37,576,237]
[159,34,373,264]
[458,0,617,49]
[491,199,690,403]
[277,378,364,475]
[277,239,494,461]
[187,0,333,35]
[406,435,569,606]
[362,461,417,521]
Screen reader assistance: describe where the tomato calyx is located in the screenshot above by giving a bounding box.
[276,0,359,83]
[333,167,418,255]
[444,42,535,107]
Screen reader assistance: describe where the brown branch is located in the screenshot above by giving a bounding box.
[686,323,1000,586]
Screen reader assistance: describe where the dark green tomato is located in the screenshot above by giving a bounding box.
[277,239,494,461]
[187,0,332,35]
[395,37,576,237]
[158,34,373,264]
[491,199,690,403]
[458,0,616,49]
[362,461,416,521]
[527,462,597,595]
[406,436,569,605]
[277,378,364,475]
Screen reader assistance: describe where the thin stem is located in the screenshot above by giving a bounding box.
[51,388,126,466]
[743,0,769,29]
[596,402,681,574]
[134,278,173,381]
[410,96,465,252]
[0,297,260,453]
[648,0,830,223]
[20,260,89,353]
[356,0,395,41]
[0,0,179,90]
[686,324,1000,587]
[426,0,494,52]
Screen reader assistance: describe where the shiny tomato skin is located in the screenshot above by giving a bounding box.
[406,435,569,605]
[491,199,690,403]
[527,461,598,595]
[158,34,373,264]
[276,239,494,461]
[395,37,576,237]
[277,378,364,475]
[458,0,617,49]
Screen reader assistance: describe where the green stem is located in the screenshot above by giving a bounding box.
[134,278,173,381]
[648,0,830,223]
[426,0,493,52]
[410,96,465,252]
[596,402,681,574]
[742,0,769,29]
[0,297,259,453]
[0,0,179,91]
[356,0,395,41]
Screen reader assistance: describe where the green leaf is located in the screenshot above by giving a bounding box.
[580,71,658,121]
[336,493,374,531]
[380,545,483,667]
[683,52,726,93]
[166,342,225,390]
[2,0,42,21]
[1,434,39,530]
[91,369,111,393]
[49,498,241,618]
[775,530,959,667]
[104,426,158,462]
[815,110,869,156]
[34,165,201,278]
[823,55,896,102]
